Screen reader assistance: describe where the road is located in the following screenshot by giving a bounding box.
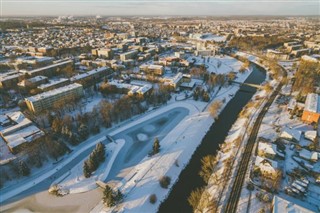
[0,104,189,208]
[224,79,284,212]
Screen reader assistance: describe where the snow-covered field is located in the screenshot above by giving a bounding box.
[198,33,226,42]
[53,140,125,195]
[190,55,244,75]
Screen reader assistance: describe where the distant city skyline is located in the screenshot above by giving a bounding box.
[1,0,320,17]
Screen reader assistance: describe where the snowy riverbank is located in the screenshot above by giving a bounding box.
[91,57,254,213]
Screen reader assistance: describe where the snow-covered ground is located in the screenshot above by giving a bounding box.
[201,85,270,213]
[53,139,125,195]
[194,52,283,213]
[0,136,107,203]
[197,33,226,42]
[90,56,254,213]
[1,55,253,213]
[215,55,320,213]
[190,55,244,75]
[244,96,320,213]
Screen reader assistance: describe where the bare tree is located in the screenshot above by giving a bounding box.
[188,187,217,213]
[199,155,218,184]
[271,169,282,192]
[209,100,223,119]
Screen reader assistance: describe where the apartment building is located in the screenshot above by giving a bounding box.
[92,48,114,59]
[0,71,24,89]
[17,75,48,89]
[266,49,289,60]
[70,66,111,87]
[37,78,70,92]
[139,64,164,76]
[19,59,74,77]
[25,83,83,113]
[120,50,138,61]
[0,111,45,153]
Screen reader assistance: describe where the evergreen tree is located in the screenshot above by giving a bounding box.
[115,189,123,202]
[83,160,91,178]
[19,160,30,176]
[102,186,123,207]
[103,185,116,207]
[78,124,89,140]
[96,142,105,162]
[69,132,81,145]
[153,137,160,154]
[88,151,99,171]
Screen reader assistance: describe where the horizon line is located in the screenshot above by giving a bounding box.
[1,15,320,18]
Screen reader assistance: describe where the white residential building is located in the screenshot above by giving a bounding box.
[25,83,83,113]
[0,111,44,153]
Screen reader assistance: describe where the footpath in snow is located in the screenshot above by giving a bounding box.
[51,139,125,195]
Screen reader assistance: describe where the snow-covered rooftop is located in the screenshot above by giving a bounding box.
[273,195,315,213]
[162,72,183,85]
[0,117,32,136]
[304,130,317,142]
[17,75,47,86]
[304,93,320,113]
[258,141,276,156]
[147,64,163,70]
[5,125,44,149]
[0,111,44,149]
[255,156,278,173]
[70,67,108,81]
[25,83,83,102]
[37,78,69,90]
[6,111,25,123]
[280,128,302,142]
[137,84,152,94]
[301,55,320,62]
[0,71,23,82]
[19,59,73,75]
[299,149,318,161]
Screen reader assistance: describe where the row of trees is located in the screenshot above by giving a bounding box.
[100,83,129,95]
[229,35,288,51]
[146,84,173,106]
[193,87,210,102]
[257,57,283,80]
[51,114,89,145]
[239,59,250,73]
[187,154,219,212]
[83,142,106,178]
[206,73,233,92]
[292,60,320,95]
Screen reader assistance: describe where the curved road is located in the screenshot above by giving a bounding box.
[0,104,191,211]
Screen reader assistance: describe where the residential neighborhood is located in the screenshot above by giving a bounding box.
[0,4,319,213]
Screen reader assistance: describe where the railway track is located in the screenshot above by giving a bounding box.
[224,81,283,213]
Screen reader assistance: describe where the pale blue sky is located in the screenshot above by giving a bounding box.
[1,0,320,16]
